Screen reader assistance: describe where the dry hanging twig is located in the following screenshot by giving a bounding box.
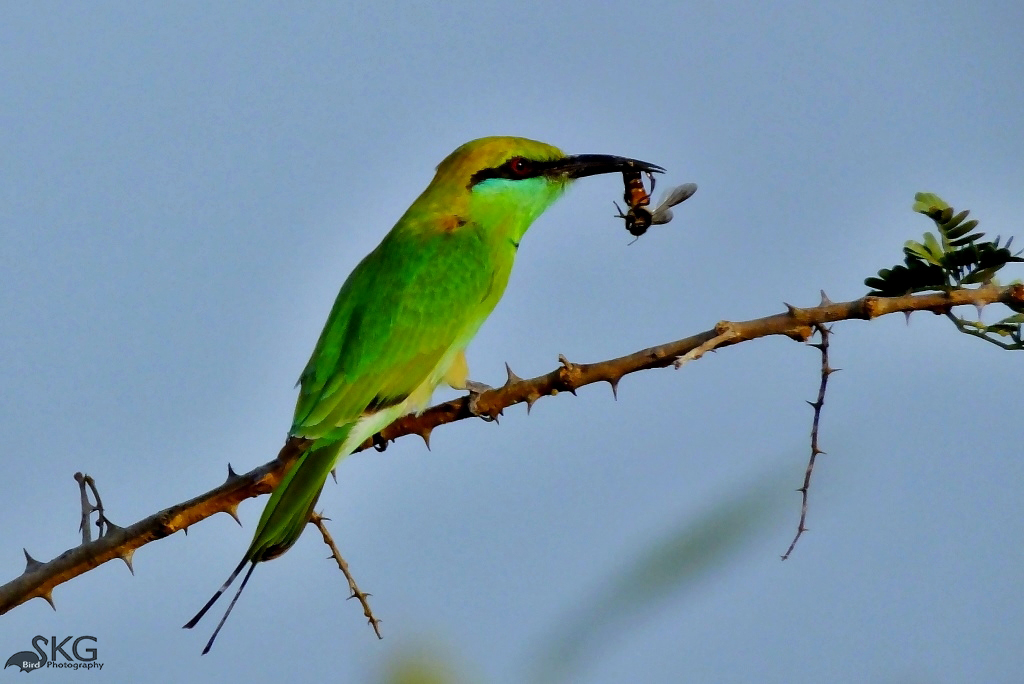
[782,314,837,560]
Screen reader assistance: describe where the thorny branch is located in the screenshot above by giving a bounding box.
[782,312,836,560]
[3,283,1023,617]
[309,513,382,639]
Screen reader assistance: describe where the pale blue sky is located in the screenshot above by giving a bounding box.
[2,3,1023,682]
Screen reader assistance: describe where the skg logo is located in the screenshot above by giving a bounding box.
[4,636,103,673]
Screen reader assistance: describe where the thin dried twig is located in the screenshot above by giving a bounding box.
[673,322,739,368]
[944,311,1023,350]
[74,472,115,543]
[782,321,836,560]
[309,513,381,639]
[76,473,96,544]
[3,283,1022,614]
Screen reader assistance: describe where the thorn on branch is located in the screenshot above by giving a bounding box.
[100,520,124,540]
[23,549,43,574]
[118,550,136,575]
[503,362,522,387]
[224,504,242,527]
[225,464,242,484]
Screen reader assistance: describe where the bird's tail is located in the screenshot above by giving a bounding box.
[183,434,348,651]
[246,436,348,562]
[182,557,256,654]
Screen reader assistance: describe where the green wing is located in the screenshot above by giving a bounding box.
[291,218,502,438]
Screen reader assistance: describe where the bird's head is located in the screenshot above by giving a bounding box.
[415,136,664,237]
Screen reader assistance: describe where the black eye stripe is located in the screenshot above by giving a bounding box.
[469,157,552,187]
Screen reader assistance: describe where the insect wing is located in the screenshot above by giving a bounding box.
[650,183,697,224]
[650,207,674,225]
[662,182,697,208]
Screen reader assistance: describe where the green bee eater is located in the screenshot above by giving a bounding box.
[184,136,664,652]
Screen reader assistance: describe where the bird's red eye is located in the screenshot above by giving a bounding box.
[508,157,530,176]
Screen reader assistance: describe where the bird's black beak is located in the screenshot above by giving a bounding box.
[544,154,665,179]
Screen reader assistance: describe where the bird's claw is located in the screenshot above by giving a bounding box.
[464,380,499,422]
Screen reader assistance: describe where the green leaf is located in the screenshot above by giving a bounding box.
[922,232,944,262]
[944,209,970,229]
[904,240,933,262]
[945,219,978,240]
[962,266,1001,284]
[912,192,949,214]
[870,193,1022,300]
[864,277,886,291]
[950,232,985,247]
[986,324,1018,337]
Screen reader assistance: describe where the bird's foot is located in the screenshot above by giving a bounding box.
[464,380,500,422]
[464,379,492,394]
